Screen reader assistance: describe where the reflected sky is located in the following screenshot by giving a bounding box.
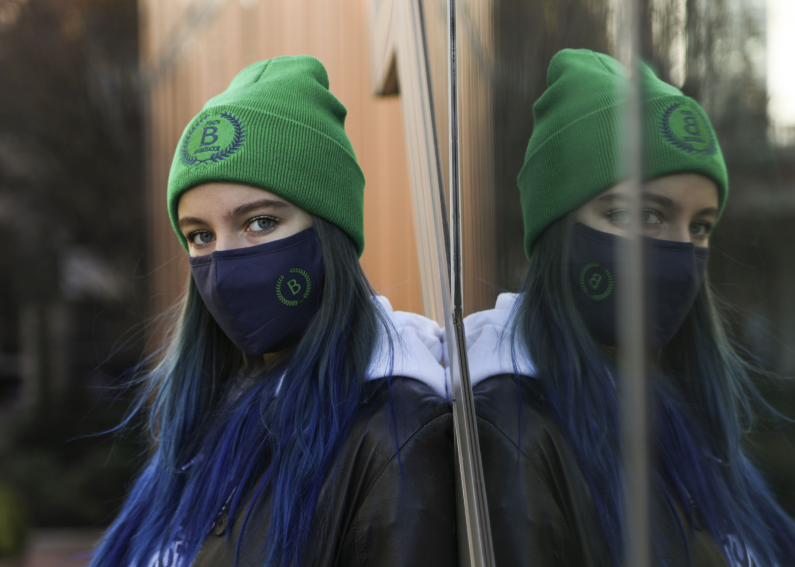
[768,0,795,141]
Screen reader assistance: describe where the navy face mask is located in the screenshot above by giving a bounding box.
[568,222,709,348]
[189,227,324,356]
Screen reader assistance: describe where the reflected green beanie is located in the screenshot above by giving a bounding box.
[518,49,728,258]
[167,55,366,256]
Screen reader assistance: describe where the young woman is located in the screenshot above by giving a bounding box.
[466,49,795,566]
[90,55,456,567]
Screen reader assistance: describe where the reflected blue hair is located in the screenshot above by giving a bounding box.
[90,217,394,567]
[513,213,795,566]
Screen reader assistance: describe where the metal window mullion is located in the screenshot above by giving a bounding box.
[617,0,651,566]
[393,0,495,565]
[447,0,496,565]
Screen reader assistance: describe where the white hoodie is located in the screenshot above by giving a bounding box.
[443,293,535,389]
[367,296,448,399]
[263,296,447,399]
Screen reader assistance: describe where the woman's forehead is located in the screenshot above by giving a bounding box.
[178,183,290,216]
[598,174,719,210]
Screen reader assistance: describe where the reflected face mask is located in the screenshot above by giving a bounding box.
[568,223,709,348]
[189,227,324,356]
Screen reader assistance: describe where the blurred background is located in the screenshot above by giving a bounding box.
[0,0,793,565]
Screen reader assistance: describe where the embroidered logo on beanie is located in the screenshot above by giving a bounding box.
[180,111,246,166]
[659,102,716,155]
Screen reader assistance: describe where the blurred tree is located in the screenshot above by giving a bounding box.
[0,0,141,263]
[0,0,143,414]
[0,481,26,558]
[0,0,145,527]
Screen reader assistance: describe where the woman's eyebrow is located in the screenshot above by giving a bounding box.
[177,216,206,230]
[177,200,288,231]
[227,199,288,219]
[696,206,719,217]
[595,192,675,208]
[642,192,675,209]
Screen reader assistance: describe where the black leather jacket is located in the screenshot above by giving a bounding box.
[475,374,732,567]
[192,376,457,567]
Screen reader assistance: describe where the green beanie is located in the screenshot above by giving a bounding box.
[518,49,728,258]
[167,55,366,255]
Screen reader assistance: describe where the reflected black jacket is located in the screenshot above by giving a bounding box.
[475,374,735,567]
[191,376,457,567]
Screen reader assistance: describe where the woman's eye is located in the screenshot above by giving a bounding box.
[190,231,214,246]
[607,209,630,224]
[607,209,662,225]
[690,222,711,237]
[640,209,662,224]
[247,216,278,232]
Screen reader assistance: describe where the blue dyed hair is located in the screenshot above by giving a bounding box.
[513,213,795,566]
[90,217,394,567]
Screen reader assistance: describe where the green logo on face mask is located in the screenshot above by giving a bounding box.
[276,268,312,307]
[579,262,614,301]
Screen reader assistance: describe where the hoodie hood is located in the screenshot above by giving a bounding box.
[266,297,446,399]
[446,293,535,388]
[367,296,448,399]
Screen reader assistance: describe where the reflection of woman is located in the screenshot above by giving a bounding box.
[468,49,795,566]
[90,56,456,567]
